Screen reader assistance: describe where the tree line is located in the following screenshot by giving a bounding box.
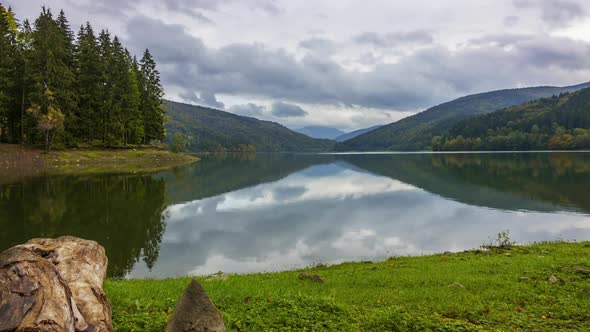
[0,4,165,150]
[433,89,590,151]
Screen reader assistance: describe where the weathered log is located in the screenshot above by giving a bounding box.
[0,236,113,332]
[165,279,226,332]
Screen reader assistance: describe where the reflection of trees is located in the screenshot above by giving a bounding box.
[344,153,590,214]
[0,174,167,278]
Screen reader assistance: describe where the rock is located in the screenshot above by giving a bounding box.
[298,273,325,283]
[574,265,590,274]
[165,279,226,332]
[0,236,113,332]
[548,275,559,284]
[448,282,465,288]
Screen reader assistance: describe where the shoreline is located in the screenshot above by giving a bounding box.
[0,144,198,182]
[105,241,590,331]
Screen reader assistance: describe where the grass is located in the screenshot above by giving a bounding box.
[46,148,198,174]
[105,242,590,331]
[0,144,198,180]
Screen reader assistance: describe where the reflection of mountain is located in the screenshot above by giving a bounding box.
[342,153,590,214]
[4,152,590,279]
[134,158,590,277]
[0,174,167,278]
[159,153,335,204]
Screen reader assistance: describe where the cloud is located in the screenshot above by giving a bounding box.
[179,90,225,109]
[503,15,520,27]
[298,37,337,55]
[271,102,308,117]
[125,14,590,114]
[513,0,587,27]
[353,31,434,48]
[227,103,266,117]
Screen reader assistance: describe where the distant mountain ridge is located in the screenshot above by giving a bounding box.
[335,125,383,142]
[295,126,346,140]
[437,86,590,151]
[165,100,334,152]
[336,81,590,151]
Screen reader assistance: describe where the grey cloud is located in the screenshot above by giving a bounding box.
[179,90,225,109]
[271,102,308,117]
[513,0,587,27]
[127,15,590,112]
[503,15,520,26]
[161,0,280,15]
[55,0,277,21]
[299,37,337,55]
[227,103,266,117]
[353,31,434,48]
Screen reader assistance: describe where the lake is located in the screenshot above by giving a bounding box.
[2,152,590,279]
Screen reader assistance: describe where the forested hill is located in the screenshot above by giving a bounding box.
[436,87,590,151]
[0,5,165,150]
[165,100,335,152]
[335,82,590,151]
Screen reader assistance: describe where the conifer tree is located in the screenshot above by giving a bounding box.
[54,9,78,143]
[0,4,18,142]
[76,22,101,141]
[28,7,74,146]
[98,29,113,143]
[139,49,165,143]
[0,5,166,148]
[16,19,34,143]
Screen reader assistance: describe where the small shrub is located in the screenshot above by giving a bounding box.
[482,230,515,250]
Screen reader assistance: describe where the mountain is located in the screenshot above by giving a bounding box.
[335,125,383,142]
[295,126,346,139]
[437,87,590,151]
[336,82,590,151]
[165,100,335,152]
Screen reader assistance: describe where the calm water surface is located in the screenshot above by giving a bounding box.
[1,152,590,278]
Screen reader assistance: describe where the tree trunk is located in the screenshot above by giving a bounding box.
[0,236,113,332]
[21,87,25,144]
[45,130,50,152]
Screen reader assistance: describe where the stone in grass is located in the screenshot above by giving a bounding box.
[548,275,559,284]
[165,279,226,332]
[299,272,325,283]
[448,282,465,288]
[574,265,590,275]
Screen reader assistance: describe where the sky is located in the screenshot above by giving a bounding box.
[6,0,590,131]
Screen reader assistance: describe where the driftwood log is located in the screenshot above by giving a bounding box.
[0,236,113,332]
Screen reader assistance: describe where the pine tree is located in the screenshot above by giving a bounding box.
[0,4,18,142]
[28,7,75,146]
[15,19,34,143]
[76,22,101,142]
[2,6,166,148]
[54,9,78,143]
[107,36,125,145]
[139,49,165,144]
[97,29,113,144]
[121,48,141,145]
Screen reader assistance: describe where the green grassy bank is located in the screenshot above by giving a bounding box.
[105,242,590,331]
[0,144,197,181]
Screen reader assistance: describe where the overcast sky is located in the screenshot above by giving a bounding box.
[7,0,590,130]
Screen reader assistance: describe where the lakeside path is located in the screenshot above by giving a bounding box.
[0,144,198,182]
[106,242,590,331]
